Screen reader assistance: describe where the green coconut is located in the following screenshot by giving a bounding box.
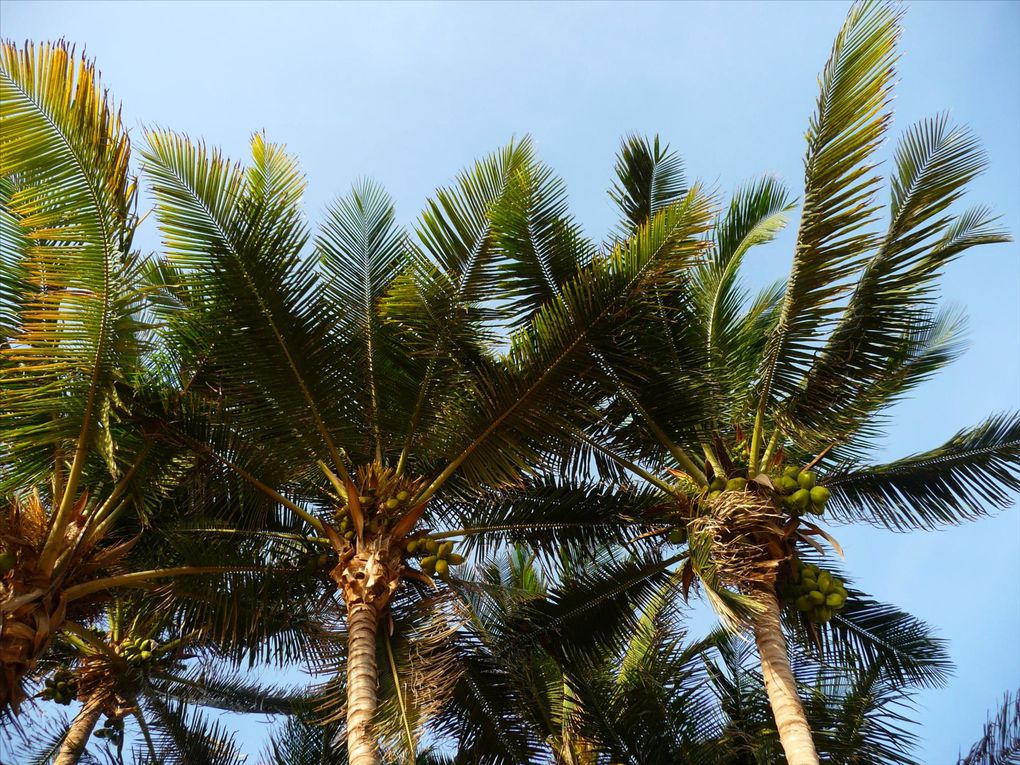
[790,489,811,512]
[810,486,830,504]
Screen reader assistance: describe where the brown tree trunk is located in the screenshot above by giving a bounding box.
[346,602,381,765]
[333,537,402,765]
[53,693,105,765]
[752,584,819,765]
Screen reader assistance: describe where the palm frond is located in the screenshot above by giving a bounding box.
[610,134,687,234]
[0,40,140,497]
[142,130,354,475]
[384,138,535,471]
[825,412,1020,530]
[958,691,1020,765]
[492,154,595,328]
[446,479,663,561]
[421,188,714,497]
[317,178,410,461]
[755,0,900,419]
[136,693,245,765]
[263,714,346,765]
[784,116,1010,448]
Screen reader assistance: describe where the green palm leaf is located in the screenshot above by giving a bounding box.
[419,189,714,498]
[0,40,140,517]
[142,130,355,475]
[491,154,595,328]
[784,116,1010,448]
[825,412,1020,530]
[752,0,901,458]
[610,134,687,233]
[317,178,410,462]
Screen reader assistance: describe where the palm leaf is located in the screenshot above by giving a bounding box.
[491,154,595,328]
[784,116,1010,448]
[957,691,1020,765]
[825,412,1020,530]
[754,0,900,428]
[317,178,410,461]
[142,130,354,476]
[0,40,139,515]
[418,188,714,498]
[610,134,687,233]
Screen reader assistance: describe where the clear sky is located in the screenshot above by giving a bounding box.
[4,0,1019,761]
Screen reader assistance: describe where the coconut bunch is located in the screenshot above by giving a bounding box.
[329,463,427,544]
[93,714,124,742]
[781,558,848,624]
[39,668,77,705]
[405,536,465,580]
[117,635,160,669]
[772,466,830,516]
[703,475,752,501]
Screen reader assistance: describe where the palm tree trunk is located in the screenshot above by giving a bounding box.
[334,538,402,765]
[53,693,105,765]
[752,584,819,765]
[346,602,380,765]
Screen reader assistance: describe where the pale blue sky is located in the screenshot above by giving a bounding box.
[4,1,1019,761]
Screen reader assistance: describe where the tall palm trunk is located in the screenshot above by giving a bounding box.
[53,693,105,765]
[346,603,381,765]
[752,584,819,765]
[334,536,403,765]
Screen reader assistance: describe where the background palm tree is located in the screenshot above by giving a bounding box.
[956,691,1019,765]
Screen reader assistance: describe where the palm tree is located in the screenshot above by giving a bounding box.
[420,544,933,764]
[499,3,1017,763]
[138,121,715,762]
[0,42,268,714]
[957,691,1019,765]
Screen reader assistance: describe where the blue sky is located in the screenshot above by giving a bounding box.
[4,0,1019,760]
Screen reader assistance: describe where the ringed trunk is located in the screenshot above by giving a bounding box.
[752,584,819,765]
[53,693,105,765]
[346,602,381,765]
[333,536,402,765]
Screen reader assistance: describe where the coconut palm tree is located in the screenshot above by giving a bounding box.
[488,3,1017,763]
[0,42,279,715]
[419,543,933,764]
[957,691,1019,765]
[14,546,320,765]
[138,121,714,762]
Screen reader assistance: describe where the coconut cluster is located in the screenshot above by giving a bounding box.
[0,548,15,575]
[704,475,753,500]
[335,481,418,541]
[781,558,847,623]
[773,466,830,516]
[94,715,124,742]
[405,536,464,579]
[40,669,77,705]
[117,636,159,668]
